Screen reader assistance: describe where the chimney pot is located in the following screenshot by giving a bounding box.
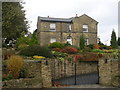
[76,14,78,17]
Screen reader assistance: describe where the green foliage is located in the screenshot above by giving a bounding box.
[28,32,38,46]
[103,49,119,59]
[87,44,94,49]
[52,51,68,62]
[49,42,64,48]
[52,51,68,58]
[19,45,52,58]
[83,47,92,52]
[98,40,104,45]
[118,37,120,46]
[57,57,65,62]
[18,44,28,50]
[110,30,118,49]
[16,32,38,50]
[2,73,13,81]
[19,68,28,78]
[92,49,105,53]
[79,35,85,50]
[63,42,71,47]
[16,32,30,47]
[66,57,73,61]
[2,2,29,46]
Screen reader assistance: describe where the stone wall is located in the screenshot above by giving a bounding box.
[49,59,98,80]
[99,55,120,87]
[2,60,52,88]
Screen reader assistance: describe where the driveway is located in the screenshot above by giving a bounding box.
[53,72,99,85]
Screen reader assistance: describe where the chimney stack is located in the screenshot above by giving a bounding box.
[76,14,78,17]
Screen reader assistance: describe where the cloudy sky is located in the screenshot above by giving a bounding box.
[23,0,119,45]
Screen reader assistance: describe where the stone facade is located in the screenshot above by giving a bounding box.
[99,55,120,87]
[37,14,98,46]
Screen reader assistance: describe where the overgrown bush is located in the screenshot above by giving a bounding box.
[2,73,13,81]
[52,48,67,53]
[79,35,85,50]
[99,45,112,50]
[83,47,92,52]
[7,55,24,79]
[52,46,78,54]
[87,44,94,49]
[94,44,100,49]
[16,32,39,50]
[49,42,64,48]
[19,68,28,78]
[52,51,68,58]
[19,45,52,58]
[63,42,71,47]
[92,49,105,53]
[64,46,78,54]
[18,44,28,50]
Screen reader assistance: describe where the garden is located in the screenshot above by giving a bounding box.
[2,31,120,84]
[2,40,119,81]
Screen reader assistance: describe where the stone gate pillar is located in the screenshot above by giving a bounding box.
[41,60,52,88]
[99,55,120,87]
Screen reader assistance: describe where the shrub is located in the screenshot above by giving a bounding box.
[77,52,99,61]
[94,44,100,49]
[7,55,24,79]
[19,68,28,78]
[16,32,39,49]
[99,45,106,49]
[63,42,71,47]
[2,73,13,81]
[19,45,52,58]
[83,47,92,52]
[52,51,68,58]
[87,44,94,49]
[79,35,85,50]
[49,42,64,48]
[64,46,78,54]
[52,48,67,53]
[18,44,28,50]
[92,49,105,53]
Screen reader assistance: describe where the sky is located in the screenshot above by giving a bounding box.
[23,0,119,45]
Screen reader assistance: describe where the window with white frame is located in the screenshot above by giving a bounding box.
[50,23,56,31]
[66,24,71,31]
[97,38,100,43]
[69,24,71,30]
[67,36,72,45]
[50,38,56,43]
[83,25,88,32]
[84,38,89,45]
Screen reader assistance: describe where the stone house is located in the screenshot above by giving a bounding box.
[37,14,98,47]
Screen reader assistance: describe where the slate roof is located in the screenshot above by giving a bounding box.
[38,16,73,23]
[38,14,98,23]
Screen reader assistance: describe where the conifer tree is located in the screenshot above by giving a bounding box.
[110,30,118,49]
[118,37,120,46]
[79,35,85,50]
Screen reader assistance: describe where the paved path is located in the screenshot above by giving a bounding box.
[52,84,119,89]
[54,72,99,85]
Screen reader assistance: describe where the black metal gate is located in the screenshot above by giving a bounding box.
[52,59,99,86]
